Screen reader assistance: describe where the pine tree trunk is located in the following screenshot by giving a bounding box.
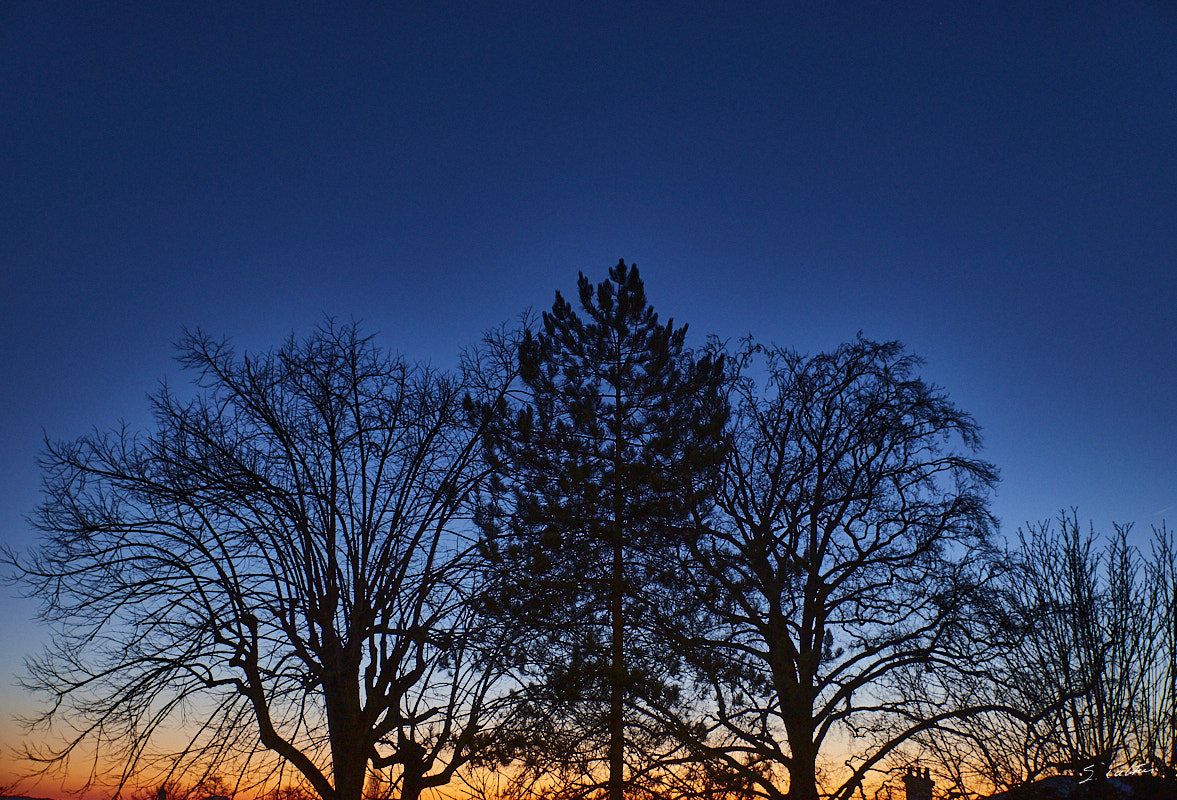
[609,377,625,800]
[610,523,624,800]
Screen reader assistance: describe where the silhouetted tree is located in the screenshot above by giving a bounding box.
[905,512,1168,796]
[474,262,728,800]
[5,321,517,800]
[1137,523,1177,779]
[1005,515,1154,782]
[668,338,1002,800]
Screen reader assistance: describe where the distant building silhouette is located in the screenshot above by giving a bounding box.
[902,766,933,800]
[152,786,231,800]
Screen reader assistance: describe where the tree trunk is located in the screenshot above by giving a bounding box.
[609,516,625,800]
[782,705,820,800]
[785,738,820,800]
[609,370,625,800]
[398,739,428,800]
[324,671,368,800]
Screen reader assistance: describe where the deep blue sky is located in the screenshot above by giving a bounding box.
[2,2,1175,791]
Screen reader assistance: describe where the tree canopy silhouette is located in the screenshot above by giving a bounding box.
[665,338,1002,800]
[473,262,728,800]
[14,270,1166,800]
[6,321,515,800]
[910,513,1175,797]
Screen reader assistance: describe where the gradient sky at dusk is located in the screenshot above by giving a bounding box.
[2,2,1176,794]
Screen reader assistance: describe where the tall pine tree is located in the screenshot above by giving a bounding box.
[476,262,728,800]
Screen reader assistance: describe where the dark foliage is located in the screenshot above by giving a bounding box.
[472,262,728,800]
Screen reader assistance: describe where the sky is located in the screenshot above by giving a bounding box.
[2,1,1175,795]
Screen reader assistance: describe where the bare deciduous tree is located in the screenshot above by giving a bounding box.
[906,512,1168,796]
[1138,523,1177,778]
[666,338,1002,800]
[5,321,515,800]
[1004,515,1155,782]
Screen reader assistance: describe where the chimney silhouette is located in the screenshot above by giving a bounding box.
[902,766,933,800]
